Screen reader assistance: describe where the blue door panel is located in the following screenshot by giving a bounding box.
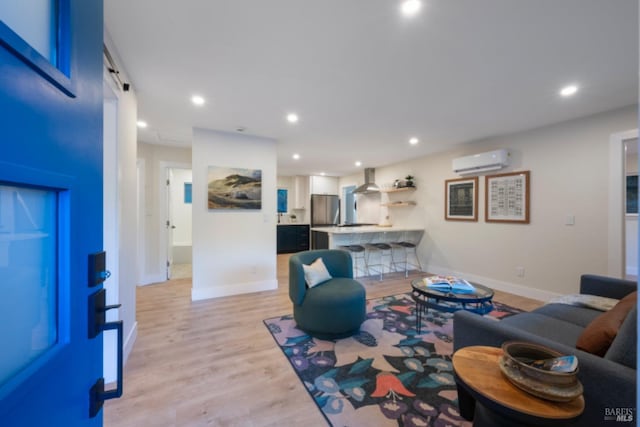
[0,0,105,425]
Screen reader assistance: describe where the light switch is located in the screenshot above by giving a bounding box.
[565,215,575,226]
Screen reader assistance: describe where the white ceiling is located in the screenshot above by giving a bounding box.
[104,0,638,177]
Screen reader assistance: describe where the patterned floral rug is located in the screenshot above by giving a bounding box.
[264,293,522,427]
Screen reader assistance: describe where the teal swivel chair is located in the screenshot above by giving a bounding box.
[289,249,366,339]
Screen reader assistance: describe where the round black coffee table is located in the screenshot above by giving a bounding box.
[411,278,494,333]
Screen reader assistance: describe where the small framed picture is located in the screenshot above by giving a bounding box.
[485,171,530,223]
[184,182,192,204]
[445,177,478,221]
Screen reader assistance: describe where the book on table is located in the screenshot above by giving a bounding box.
[423,276,476,294]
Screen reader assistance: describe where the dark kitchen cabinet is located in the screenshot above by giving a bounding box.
[277,224,310,254]
[311,231,329,250]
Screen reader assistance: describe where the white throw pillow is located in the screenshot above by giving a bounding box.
[303,257,333,288]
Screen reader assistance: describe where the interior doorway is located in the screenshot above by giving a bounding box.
[343,185,357,224]
[608,129,638,278]
[166,167,193,279]
[624,138,638,280]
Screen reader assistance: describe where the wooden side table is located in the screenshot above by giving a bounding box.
[452,346,585,427]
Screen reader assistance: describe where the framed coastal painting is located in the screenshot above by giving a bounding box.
[207,166,262,210]
[445,177,478,221]
[485,171,530,223]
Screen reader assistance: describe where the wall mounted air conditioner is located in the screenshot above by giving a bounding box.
[452,149,510,175]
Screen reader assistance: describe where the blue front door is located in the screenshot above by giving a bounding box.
[0,1,106,426]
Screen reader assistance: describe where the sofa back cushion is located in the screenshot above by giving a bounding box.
[604,306,637,368]
[576,291,637,357]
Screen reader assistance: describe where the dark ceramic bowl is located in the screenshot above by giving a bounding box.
[501,341,578,387]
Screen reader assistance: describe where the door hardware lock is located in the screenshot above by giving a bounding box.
[88,288,123,417]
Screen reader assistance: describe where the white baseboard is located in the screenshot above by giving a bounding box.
[138,273,166,286]
[626,266,638,276]
[426,265,562,302]
[123,321,137,366]
[191,279,278,301]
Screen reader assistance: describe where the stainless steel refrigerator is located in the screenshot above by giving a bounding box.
[311,194,340,226]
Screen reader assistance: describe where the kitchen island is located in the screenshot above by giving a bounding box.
[310,225,424,250]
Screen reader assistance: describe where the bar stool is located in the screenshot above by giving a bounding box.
[391,231,423,278]
[339,233,369,278]
[365,232,393,281]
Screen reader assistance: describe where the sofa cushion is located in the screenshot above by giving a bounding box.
[605,306,637,369]
[533,303,602,328]
[501,313,585,346]
[576,291,637,356]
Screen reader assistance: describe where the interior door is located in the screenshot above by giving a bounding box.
[0,1,108,426]
[343,185,357,224]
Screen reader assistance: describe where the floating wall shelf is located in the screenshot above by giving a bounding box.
[381,201,417,207]
[380,187,416,193]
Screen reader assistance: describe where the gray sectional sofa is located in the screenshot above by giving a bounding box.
[453,274,637,426]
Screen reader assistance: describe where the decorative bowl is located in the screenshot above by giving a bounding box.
[499,341,583,402]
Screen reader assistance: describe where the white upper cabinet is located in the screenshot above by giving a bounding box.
[310,175,338,195]
[292,175,309,209]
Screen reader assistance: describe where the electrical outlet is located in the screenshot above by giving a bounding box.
[516,266,525,278]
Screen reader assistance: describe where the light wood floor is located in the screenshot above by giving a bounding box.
[105,255,542,427]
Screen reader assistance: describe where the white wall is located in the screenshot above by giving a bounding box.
[137,143,192,284]
[115,83,139,374]
[192,129,278,300]
[335,176,377,225]
[340,106,638,300]
[339,177,423,227]
[103,96,120,384]
[103,31,139,382]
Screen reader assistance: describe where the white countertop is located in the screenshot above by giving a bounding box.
[310,225,424,234]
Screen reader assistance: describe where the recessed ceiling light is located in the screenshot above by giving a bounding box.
[355,161,362,167]
[292,153,300,160]
[137,120,148,128]
[559,84,578,97]
[400,0,422,16]
[191,95,205,106]
[286,113,299,123]
[409,137,419,145]
[320,172,326,176]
